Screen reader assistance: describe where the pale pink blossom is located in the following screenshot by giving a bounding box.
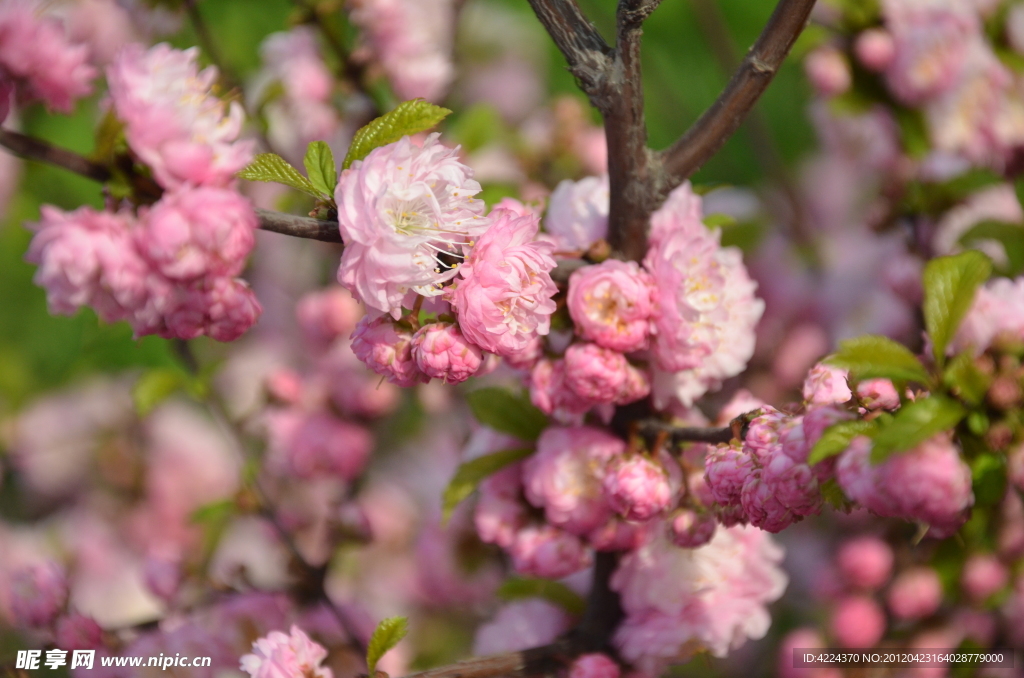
[350,315,427,387]
[778,629,840,678]
[509,524,591,579]
[0,0,95,112]
[544,175,609,251]
[107,43,254,190]
[837,536,893,590]
[266,409,373,481]
[804,46,852,97]
[855,29,896,71]
[563,343,628,403]
[523,426,624,535]
[448,207,557,357]
[567,260,654,353]
[604,455,672,522]
[569,654,620,678]
[472,599,572,655]
[951,276,1024,355]
[830,596,886,648]
[9,561,68,628]
[645,184,764,406]
[887,567,943,620]
[136,187,256,281]
[802,363,852,405]
[240,625,333,678]
[336,134,488,317]
[611,527,787,671]
[296,287,363,350]
[529,358,595,422]
[856,378,900,410]
[411,322,483,383]
[961,554,1008,602]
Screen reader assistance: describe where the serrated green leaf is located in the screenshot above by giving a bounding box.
[923,251,993,365]
[238,153,320,197]
[869,396,967,462]
[133,368,188,416]
[366,616,409,674]
[943,351,992,406]
[497,578,586,616]
[808,419,878,465]
[303,141,337,199]
[442,447,533,523]
[343,99,452,169]
[825,335,931,384]
[465,388,548,441]
[958,220,1024,277]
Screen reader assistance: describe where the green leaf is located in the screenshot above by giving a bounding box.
[442,447,533,523]
[943,351,992,406]
[303,141,337,199]
[465,388,548,441]
[133,368,188,416]
[1014,177,1024,211]
[958,220,1024,277]
[366,616,409,674]
[238,153,320,197]
[972,453,1006,507]
[923,251,993,365]
[343,99,452,169]
[703,213,737,229]
[497,578,586,616]
[808,419,878,465]
[189,499,236,525]
[820,478,851,511]
[825,335,931,384]
[894,106,930,159]
[869,396,967,462]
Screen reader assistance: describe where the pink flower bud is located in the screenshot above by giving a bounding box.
[240,625,333,678]
[604,455,673,522]
[563,343,629,403]
[266,368,304,405]
[566,260,654,353]
[741,470,799,533]
[668,509,717,548]
[529,358,593,421]
[510,524,591,579]
[830,596,886,648]
[569,654,620,678]
[743,408,789,462]
[411,322,484,384]
[855,29,896,71]
[856,378,900,411]
[204,276,262,342]
[961,554,1008,602]
[351,315,427,387]
[802,363,852,405]
[887,567,943,620]
[296,287,362,349]
[837,536,894,590]
[704,442,755,506]
[54,613,104,651]
[804,47,852,97]
[762,448,822,517]
[9,561,68,628]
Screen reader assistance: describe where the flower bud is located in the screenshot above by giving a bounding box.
[411,322,484,384]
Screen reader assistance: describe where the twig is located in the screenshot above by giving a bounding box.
[525,0,611,98]
[660,0,817,182]
[255,208,344,242]
[636,420,735,445]
[0,128,111,182]
[400,642,571,678]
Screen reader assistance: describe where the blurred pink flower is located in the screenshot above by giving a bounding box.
[473,599,572,655]
[830,596,886,648]
[544,175,609,251]
[509,524,591,579]
[802,363,852,406]
[887,567,943,620]
[240,625,332,678]
[604,455,671,522]
[836,536,894,590]
[569,654,620,678]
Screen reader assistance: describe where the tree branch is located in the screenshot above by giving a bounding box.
[0,128,111,182]
[660,0,817,183]
[637,420,735,445]
[525,0,611,99]
[255,208,343,242]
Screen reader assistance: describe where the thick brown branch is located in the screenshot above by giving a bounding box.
[0,128,111,182]
[660,0,817,182]
[525,0,611,97]
[637,420,735,445]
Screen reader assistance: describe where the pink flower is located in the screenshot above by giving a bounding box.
[136,187,256,281]
[645,183,764,406]
[563,343,627,403]
[836,536,894,590]
[350,315,427,387]
[107,43,254,190]
[802,363,852,405]
[951,276,1024,355]
[604,455,672,522]
[740,470,798,533]
[569,654,620,678]
[887,567,943,620]
[567,260,654,353]
[611,526,787,669]
[336,134,488,317]
[529,358,595,422]
[201,276,263,342]
[543,175,609,251]
[830,596,886,648]
[704,443,755,507]
[411,322,483,383]
[523,426,624,535]
[473,600,572,656]
[669,509,717,548]
[296,287,363,350]
[266,409,373,481]
[448,207,557,357]
[855,29,896,71]
[54,613,104,651]
[761,445,822,518]
[9,561,68,628]
[0,0,96,112]
[804,46,852,97]
[856,378,900,410]
[240,625,333,678]
[509,524,591,579]
[25,205,148,323]
[474,464,528,549]
[961,554,1008,602]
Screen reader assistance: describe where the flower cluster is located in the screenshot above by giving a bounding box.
[26,44,260,341]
